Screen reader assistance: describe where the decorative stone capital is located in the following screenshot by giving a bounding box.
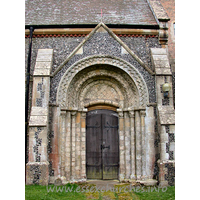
[140,110,146,117]
[117,109,124,118]
[60,111,66,115]
[81,112,87,118]
[71,111,77,116]
[129,110,135,118]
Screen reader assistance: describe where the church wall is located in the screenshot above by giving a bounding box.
[25,33,170,185]
[25,34,161,105]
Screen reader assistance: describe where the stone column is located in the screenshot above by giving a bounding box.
[145,106,155,180]
[26,49,53,185]
[129,110,136,181]
[60,111,66,177]
[140,110,146,180]
[50,105,60,178]
[65,111,71,181]
[71,111,77,180]
[80,109,87,180]
[135,110,141,180]
[75,112,81,179]
[124,112,131,180]
[117,109,125,181]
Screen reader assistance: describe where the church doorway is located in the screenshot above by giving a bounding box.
[86,109,119,180]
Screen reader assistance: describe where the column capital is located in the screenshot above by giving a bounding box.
[118,111,124,118]
[71,111,77,116]
[129,110,135,118]
[81,112,87,118]
[117,109,124,118]
[140,110,146,117]
[60,110,66,115]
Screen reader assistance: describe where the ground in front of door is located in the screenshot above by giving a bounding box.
[25,181,175,200]
[85,180,139,199]
[83,180,174,200]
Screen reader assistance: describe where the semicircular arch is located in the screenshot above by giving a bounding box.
[57,55,149,108]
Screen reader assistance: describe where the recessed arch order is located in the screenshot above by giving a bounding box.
[57,55,149,109]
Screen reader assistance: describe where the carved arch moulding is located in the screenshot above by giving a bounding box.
[56,55,149,109]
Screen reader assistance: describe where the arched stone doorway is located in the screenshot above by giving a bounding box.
[52,55,155,183]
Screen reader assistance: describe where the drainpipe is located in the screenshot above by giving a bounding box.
[25,27,34,164]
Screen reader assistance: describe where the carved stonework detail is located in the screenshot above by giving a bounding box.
[85,83,119,102]
[129,111,135,118]
[57,55,149,109]
[81,112,87,118]
[118,111,124,118]
[140,110,146,117]
[71,111,77,116]
[67,67,137,109]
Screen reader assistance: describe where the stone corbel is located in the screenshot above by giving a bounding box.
[147,0,170,45]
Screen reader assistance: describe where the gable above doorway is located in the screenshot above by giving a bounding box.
[51,22,155,77]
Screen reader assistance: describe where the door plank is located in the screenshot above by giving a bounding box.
[102,112,119,180]
[86,113,102,179]
[86,110,119,180]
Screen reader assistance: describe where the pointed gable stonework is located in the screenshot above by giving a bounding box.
[52,23,154,77]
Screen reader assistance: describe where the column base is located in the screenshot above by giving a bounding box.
[129,174,136,182]
[140,179,158,186]
[119,173,125,182]
[53,176,87,185]
[26,162,49,185]
[159,181,168,187]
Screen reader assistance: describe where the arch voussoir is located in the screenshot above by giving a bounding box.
[57,55,149,109]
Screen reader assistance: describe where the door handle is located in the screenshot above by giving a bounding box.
[101,145,110,149]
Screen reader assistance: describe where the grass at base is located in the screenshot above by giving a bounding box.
[133,186,175,200]
[25,184,175,200]
[25,184,86,200]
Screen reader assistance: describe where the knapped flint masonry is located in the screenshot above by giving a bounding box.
[25,0,175,186]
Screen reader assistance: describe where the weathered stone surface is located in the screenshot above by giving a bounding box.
[37,49,54,54]
[154,60,170,68]
[121,47,128,54]
[34,68,51,76]
[29,116,48,126]
[34,49,53,76]
[150,48,167,55]
[25,25,174,187]
[151,48,172,75]
[36,53,53,62]
[75,47,83,55]
[158,106,175,124]
[31,107,48,116]
[170,142,175,151]
[35,62,52,69]
[57,55,149,108]
[155,68,171,74]
[152,55,168,61]
[26,162,49,185]
[149,0,169,20]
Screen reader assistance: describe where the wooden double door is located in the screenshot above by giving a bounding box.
[86,109,119,180]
